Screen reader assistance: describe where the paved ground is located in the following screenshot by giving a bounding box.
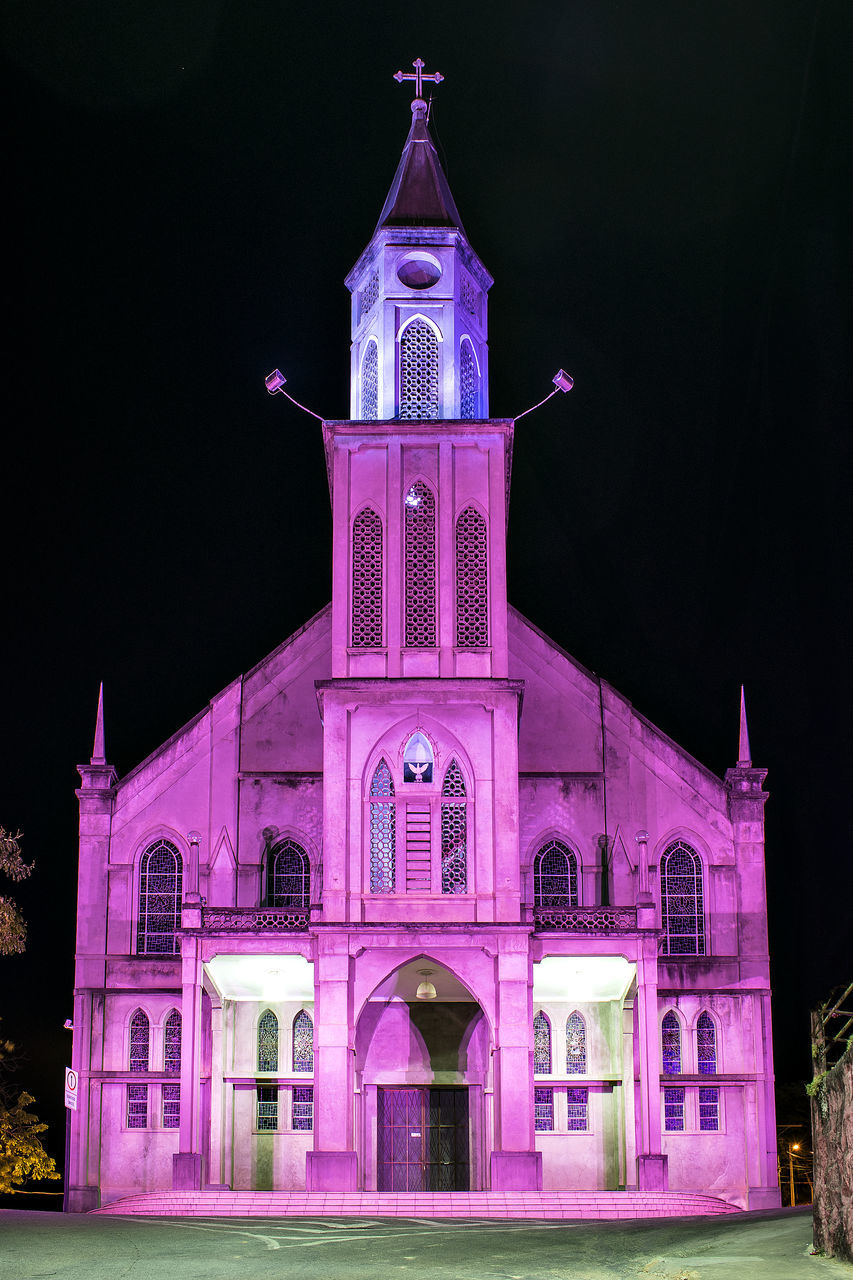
[1,1206,850,1279]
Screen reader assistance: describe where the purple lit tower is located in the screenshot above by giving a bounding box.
[68,68,779,1213]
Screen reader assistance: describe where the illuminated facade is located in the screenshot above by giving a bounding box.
[69,84,779,1212]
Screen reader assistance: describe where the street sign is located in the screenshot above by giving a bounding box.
[64,1067,78,1111]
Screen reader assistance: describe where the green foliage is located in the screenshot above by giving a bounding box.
[0,829,32,956]
[805,1072,829,1098]
[0,1091,60,1194]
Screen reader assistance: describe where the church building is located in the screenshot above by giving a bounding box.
[69,65,779,1213]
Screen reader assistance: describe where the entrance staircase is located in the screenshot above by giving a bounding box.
[93,1189,739,1219]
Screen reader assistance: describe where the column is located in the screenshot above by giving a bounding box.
[306,938,357,1190]
[634,935,667,1190]
[489,936,542,1190]
[174,929,204,1189]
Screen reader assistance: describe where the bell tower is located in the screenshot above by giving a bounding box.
[345,72,492,422]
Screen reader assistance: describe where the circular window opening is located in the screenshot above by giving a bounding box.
[397,252,442,290]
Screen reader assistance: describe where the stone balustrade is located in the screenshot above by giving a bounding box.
[533,905,637,933]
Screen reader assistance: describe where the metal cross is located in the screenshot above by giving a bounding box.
[393,57,444,101]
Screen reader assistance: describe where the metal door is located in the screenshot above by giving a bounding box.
[377,1087,469,1191]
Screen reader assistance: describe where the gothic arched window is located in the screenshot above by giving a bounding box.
[267,839,310,909]
[361,340,378,420]
[399,318,439,420]
[533,1011,552,1074]
[441,759,468,895]
[661,1011,681,1074]
[369,758,396,893]
[257,1010,279,1073]
[533,840,579,907]
[137,838,183,955]
[164,1009,181,1074]
[566,1011,587,1074]
[697,1012,717,1074]
[292,1010,314,1073]
[660,840,705,955]
[455,506,488,648]
[352,507,383,648]
[460,339,478,419]
[403,731,433,785]
[404,481,436,647]
[126,1008,150,1128]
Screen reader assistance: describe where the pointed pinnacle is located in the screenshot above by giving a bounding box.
[91,682,106,764]
[737,684,752,768]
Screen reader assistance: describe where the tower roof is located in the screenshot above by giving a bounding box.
[374,99,466,235]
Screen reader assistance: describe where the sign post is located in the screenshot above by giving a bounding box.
[64,1068,78,1111]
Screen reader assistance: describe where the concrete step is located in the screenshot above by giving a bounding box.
[93,1189,739,1218]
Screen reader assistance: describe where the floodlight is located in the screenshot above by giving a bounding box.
[552,369,574,393]
[265,369,287,394]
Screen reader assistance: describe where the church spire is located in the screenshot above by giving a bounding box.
[374,91,465,235]
[91,681,106,765]
[737,684,751,768]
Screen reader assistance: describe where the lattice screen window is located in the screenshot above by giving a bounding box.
[352,507,383,648]
[455,506,488,647]
[361,340,378,420]
[129,1009,150,1073]
[663,1086,685,1132]
[699,1086,720,1131]
[257,1010,279,1073]
[369,758,396,893]
[441,760,468,894]
[566,1012,587,1074]
[292,1086,314,1131]
[533,1011,552,1074]
[661,1011,682,1074]
[268,839,310,908]
[660,840,705,955]
[460,275,479,319]
[566,1086,589,1131]
[257,1085,278,1131]
[460,340,478,419]
[292,1010,314,1073]
[137,838,183,954]
[164,1009,181,1075]
[126,1083,148,1129]
[404,482,436,647]
[533,841,578,907]
[697,1012,717,1074]
[534,1086,554,1132]
[399,319,439,419]
[360,271,379,323]
[162,1084,180,1129]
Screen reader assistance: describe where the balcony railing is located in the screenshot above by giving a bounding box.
[533,905,637,933]
[200,907,309,933]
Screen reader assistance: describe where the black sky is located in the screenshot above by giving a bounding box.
[2,0,851,1176]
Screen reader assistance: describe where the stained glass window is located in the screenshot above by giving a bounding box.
[566,1012,587,1074]
[697,1012,717,1074]
[399,318,439,420]
[533,840,578,907]
[699,1086,720,1131]
[663,1086,685,1132]
[292,1010,314,1073]
[370,758,396,893]
[455,507,488,648]
[257,1085,278,1131]
[137,839,183,954]
[534,1086,553,1132]
[404,481,436,647]
[126,1083,148,1129]
[533,1011,552,1075]
[361,340,378,420]
[660,840,705,955]
[268,839,310,908]
[441,760,467,895]
[164,1009,181,1075]
[292,1086,313,1131]
[162,1084,180,1129]
[257,1009,279,1073]
[661,1011,681,1074]
[566,1086,588,1131]
[403,731,433,784]
[352,508,383,648]
[460,340,478,419]
[129,1009,149,1073]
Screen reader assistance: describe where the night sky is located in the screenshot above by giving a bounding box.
[2,1,851,1180]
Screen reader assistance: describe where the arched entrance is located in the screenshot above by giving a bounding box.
[354,958,492,1191]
